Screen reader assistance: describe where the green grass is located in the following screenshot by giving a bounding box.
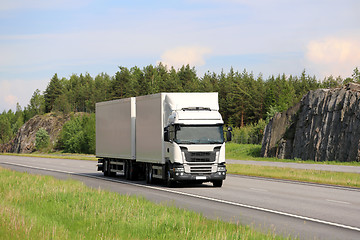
[226,143,360,166]
[0,152,97,161]
[226,143,263,160]
[226,143,360,188]
[0,167,290,240]
[227,164,360,188]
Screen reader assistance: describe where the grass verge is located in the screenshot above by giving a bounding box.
[226,143,360,166]
[0,152,97,161]
[0,167,289,240]
[227,164,360,188]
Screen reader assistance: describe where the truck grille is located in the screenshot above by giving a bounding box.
[190,166,212,174]
[184,151,216,162]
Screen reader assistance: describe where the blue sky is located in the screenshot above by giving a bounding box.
[1,0,359,111]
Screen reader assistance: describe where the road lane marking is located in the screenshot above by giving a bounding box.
[250,188,268,192]
[2,161,360,233]
[326,199,350,205]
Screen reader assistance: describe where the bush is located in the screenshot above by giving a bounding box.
[228,119,267,144]
[35,128,50,151]
[58,114,95,154]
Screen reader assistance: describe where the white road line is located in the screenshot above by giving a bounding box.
[326,199,351,205]
[250,187,268,192]
[2,161,360,233]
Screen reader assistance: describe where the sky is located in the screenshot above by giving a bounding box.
[1,0,359,112]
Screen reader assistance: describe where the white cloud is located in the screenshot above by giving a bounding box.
[159,46,212,69]
[306,37,360,78]
[4,95,19,106]
[0,79,48,112]
[0,80,15,111]
[307,38,360,64]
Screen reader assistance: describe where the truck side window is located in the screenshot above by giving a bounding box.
[169,125,176,142]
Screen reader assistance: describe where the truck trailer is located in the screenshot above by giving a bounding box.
[96,92,226,187]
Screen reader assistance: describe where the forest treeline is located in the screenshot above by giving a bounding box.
[1,64,359,148]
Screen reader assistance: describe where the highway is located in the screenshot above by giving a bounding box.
[1,155,360,240]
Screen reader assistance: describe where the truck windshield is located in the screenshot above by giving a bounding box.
[175,125,224,144]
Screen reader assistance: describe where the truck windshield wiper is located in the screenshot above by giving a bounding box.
[207,141,223,144]
[177,140,199,144]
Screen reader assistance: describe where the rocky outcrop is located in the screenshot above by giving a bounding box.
[0,113,70,153]
[261,83,360,162]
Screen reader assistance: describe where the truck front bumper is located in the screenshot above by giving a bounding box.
[171,170,226,182]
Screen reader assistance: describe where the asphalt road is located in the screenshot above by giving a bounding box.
[1,155,360,240]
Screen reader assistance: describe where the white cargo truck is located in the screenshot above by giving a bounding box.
[96,93,226,187]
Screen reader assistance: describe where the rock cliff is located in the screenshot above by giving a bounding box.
[0,113,69,153]
[261,83,360,162]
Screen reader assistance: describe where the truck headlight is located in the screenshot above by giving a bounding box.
[174,167,185,172]
[218,166,226,171]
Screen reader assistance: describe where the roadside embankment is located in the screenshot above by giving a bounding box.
[0,166,288,240]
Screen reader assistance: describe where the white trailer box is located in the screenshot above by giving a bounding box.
[96,98,136,159]
[135,92,221,164]
[136,93,163,164]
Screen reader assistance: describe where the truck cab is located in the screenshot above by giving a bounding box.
[164,107,226,187]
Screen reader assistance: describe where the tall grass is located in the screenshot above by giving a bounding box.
[0,167,289,240]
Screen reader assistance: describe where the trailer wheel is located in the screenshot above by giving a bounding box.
[129,160,137,180]
[107,160,116,177]
[124,160,130,180]
[212,180,223,187]
[146,164,153,184]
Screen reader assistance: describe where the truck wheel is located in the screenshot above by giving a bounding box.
[212,180,223,187]
[146,164,153,184]
[107,160,116,177]
[125,160,130,180]
[129,160,137,181]
[103,159,109,176]
[165,168,175,188]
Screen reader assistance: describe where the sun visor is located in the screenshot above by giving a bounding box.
[164,92,219,111]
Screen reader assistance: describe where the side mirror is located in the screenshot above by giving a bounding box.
[226,129,232,142]
[164,127,169,142]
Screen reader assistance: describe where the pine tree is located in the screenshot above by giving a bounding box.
[177,64,200,91]
[94,73,111,102]
[352,67,360,83]
[29,89,45,116]
[111,67,135,99]
[44,73,63,113]
[143,65,157,94]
